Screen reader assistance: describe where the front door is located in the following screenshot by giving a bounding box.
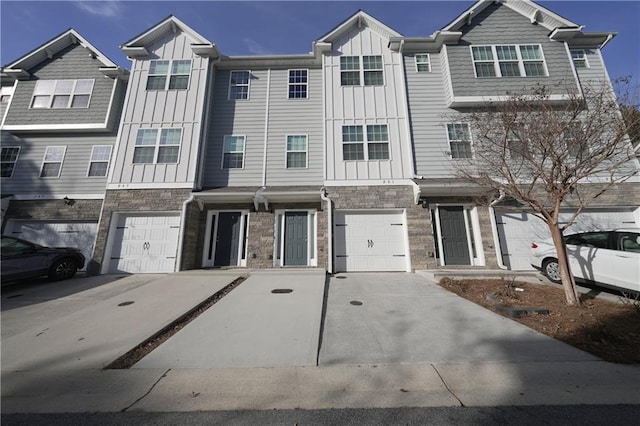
[439,206,471,265]
[214,212,241,267]
[284,212,307,266]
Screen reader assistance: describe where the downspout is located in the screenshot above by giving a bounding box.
[262,69,272,186]
[489,190,507,270]
[320,187,333,274]
[176,195,196,271]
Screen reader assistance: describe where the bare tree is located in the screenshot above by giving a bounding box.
[449,81,639,306]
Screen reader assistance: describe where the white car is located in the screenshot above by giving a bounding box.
[530,228,640,293]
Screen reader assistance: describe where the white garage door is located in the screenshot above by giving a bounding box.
[108,213,181,273]
[3,221,97,271]
[334,211,408,272]
[496,208,639,270]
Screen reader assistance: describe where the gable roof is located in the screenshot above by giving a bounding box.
[2,29,126,80]
[120,15,219,59]
[316,10,403,44]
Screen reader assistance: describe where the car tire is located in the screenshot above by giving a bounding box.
[48,257,78,281]
[542,258,562,284]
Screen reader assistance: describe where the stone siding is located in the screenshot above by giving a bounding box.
[3,199,103,224]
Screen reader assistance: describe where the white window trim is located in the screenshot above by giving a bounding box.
[87,145,112,178]
[415,53,431,72]
[431,204,485,267]
[287,69,309,99]
[40,146,66,178]
[285,134,308,169]
[273,209,317,267]
[228,70,251,100]
[570,49,590,69]
[340,55,385,87]
[1,146,20,178]
[445,123,474,160]
[342,124,391,162]
[30,79,94,109]
[133,128,182,165]
[221,135,246,169]
[202,210,250,268]
[146,60,192,91]
[470,44,548,78]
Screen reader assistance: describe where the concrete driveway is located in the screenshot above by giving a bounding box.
[318,273,597,365]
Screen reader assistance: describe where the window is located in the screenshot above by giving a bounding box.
[87,145,112,177]
[40,146,66,178]
[222,135,245,169]
[31,79,94,109]
[286,135,307,168]
[229,71,250,100]
[146,60,191,90]
[342,124,390,161]
[415,54,431,72]
[340,55,384,86]
[446,123,473,159]
[288,69,308,99]
[133,128,181,164]
[1,147,20,178]
[471,45,547,78]
[570,50,589,69]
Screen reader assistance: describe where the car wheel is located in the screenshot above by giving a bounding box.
[48,258,78,281]
[542,258,562,284]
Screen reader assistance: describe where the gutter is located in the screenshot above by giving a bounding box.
[320,187,333,274]
[489,190,508,270]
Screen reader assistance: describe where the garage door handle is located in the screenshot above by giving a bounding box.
[143,242,150,250]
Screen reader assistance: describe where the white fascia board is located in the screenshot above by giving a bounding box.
[448,94,576,108]
[2,123,111,132]
[323,179,416,187]
[12,193,105,200]
[107,182,195,190]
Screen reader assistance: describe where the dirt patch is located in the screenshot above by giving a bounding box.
[105,275,247,369]
[438,278,640,364]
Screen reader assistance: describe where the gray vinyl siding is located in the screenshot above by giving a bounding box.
[1,133,115,194]
[404,52,459,178]
[3,44,116,127]
[573,48,610,90]
[204,68,269,187]
[264,67,323,185]
[446,3,579,98]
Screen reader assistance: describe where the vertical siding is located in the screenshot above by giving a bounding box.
[323,25,413,181]
[3,44,116,126]
[446,3,579,98]
[404,52,459,178]
[109,31,210,187]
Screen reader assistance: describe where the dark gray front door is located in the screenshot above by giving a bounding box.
[284,212,307,266]
[439,206,471,265]
[214,212,241,266]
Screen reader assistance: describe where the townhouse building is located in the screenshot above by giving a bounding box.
[2,0,639,276]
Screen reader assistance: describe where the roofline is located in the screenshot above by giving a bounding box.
[316,9,403,43]
[120,14,213,48]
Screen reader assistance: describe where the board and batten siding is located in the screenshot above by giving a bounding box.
[323,25,413,181]
[404,52,460,178]
[108,31,210,188]
[1,134,115,195]
[445,3,579,99]
[3,44,118,127]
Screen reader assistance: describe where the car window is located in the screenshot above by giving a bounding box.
[1,237,34,255]
[565,232,610,249]
[617,232,640,253]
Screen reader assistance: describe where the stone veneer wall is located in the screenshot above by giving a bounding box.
[3,199,103,224]
[90,188,192,274]
[325,185,433,270]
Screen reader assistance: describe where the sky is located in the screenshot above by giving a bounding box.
[1,1,639,86]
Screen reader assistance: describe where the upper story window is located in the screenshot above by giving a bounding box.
[471,45,547,78]
[446,123,473,159]
[222,135,246,169]
[340,55,384,86]
[229,71,251,100]
[415,54,431,72]
[342,124,390,161]
[87,145,112,177]
[570,50,589,69]
[40,146,66,178]
[1,147,20,178]
[31,79,94,109]
[286,135,308,168]
[146,60,191,90]
[288,69,308,99]
[133,128,181,164]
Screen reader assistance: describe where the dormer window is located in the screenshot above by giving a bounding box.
[30,79,94,109]
[340,55,384,86]
[471,45,547,78]
[146,60,191,90]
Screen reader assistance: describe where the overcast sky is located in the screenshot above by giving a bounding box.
[2,1,639,86]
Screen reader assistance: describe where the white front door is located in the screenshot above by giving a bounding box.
[108,213,180,273]
[334,211,409,272]
[3,220,97,271]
